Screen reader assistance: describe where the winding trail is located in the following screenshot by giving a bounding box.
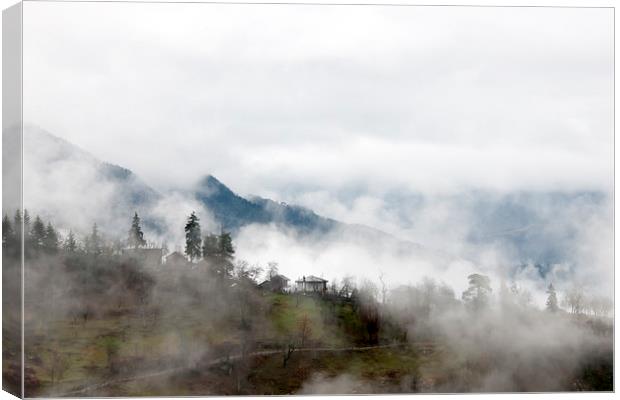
[56,343,419,397]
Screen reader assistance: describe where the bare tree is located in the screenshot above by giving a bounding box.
[282,338,296,368]
[585,295,613,317]
[562,286,585,314]
[378,272,388,305]
[339,275,355,299]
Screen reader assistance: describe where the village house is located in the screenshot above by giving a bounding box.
[295,275,328,294]
[258,274,290,293]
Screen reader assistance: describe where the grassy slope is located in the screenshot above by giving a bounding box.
[24,291,612,396]
[120,346,422,396]
[24,291,370,396]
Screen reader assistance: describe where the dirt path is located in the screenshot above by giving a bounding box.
[56,343,415,397]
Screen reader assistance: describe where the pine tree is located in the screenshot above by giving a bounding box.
[43,222,59,254]
[85,223,102,256]
[184,212,202,262]
[23,209,31,228]
[127,212,147,249]
[219,231,235,259]
[31,215,46,250]
[22,210,31,246]
[2,214,13,247]
[12,210,23,254]
[217,231,235,278]
[202,231,236,278]
[546,283,559,313]
[13,209,21,226]
[63,230,77,253]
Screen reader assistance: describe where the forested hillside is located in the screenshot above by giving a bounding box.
[2,210,612,395]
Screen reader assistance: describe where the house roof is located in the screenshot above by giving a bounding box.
[259,275,289,286]
[296,275,328,283]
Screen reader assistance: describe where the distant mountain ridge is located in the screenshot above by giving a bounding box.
[23,126,162,233]
[195,175,338,235]
[23,126,608,274]
[23,127,432,261]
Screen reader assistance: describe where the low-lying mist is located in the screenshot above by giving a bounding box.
[12,125,613,395]
[3,204,612,395]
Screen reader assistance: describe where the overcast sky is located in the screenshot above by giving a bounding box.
[23,3,613,203]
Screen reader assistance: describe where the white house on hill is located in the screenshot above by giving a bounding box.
[295,275,328,294]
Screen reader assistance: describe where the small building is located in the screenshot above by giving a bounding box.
[164,251,189,267]
[258,274,290,293]
[296,275,328,294]
[122,248,163,266]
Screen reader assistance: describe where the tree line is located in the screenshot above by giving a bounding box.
[1,209,234,262]
[2,209,612,318]
[3,210,137,258]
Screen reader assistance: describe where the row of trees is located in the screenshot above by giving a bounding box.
[3,210,179,259]
[3,210,63,256]
[183,211,236,275]
[342,272,611,320]
[3,209,611,318]
[2,209,241,283]
[2,210,138,258]
[456,273,610,317]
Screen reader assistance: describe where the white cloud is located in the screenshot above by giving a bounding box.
[20,3,613,293]
[22,3,612,198]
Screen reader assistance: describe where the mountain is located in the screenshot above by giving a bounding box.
[464,190,607,265]
[22,125,162,233]
[192,175,447,266]
[22,127,435,263]
[24,126,606,275]
[194,175,338,235]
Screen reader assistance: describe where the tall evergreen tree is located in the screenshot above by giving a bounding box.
[184,212,202,262]
[13,210,23,253]
[127,212,147,249]
[202,231,236,277]
[43,222,59,254]
[217,231,235,278]
[63,230,78,253]
[546,283,559,313]
[13,209,21,226]
[31,215,46,250]
[85,223,102,256]
[23,209,31,227]
[2,214,13,247]
[13,209,22,237]
[219,231,235,260]
[23,209,32,249]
